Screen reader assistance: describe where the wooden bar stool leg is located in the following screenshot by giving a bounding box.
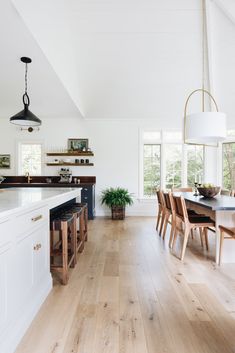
[219,230,224,265]
[62,222,69,285]
[78,211,85,253]
[71,216,77,267]
[84,207,88,241]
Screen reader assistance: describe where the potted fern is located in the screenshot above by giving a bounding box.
[101,187,134,220]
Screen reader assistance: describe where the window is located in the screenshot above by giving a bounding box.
[143,144,161,197]
[187,145,204,187]
[140,129,205,197]
[18,142,42,175]
[223,142,235,190]
[165,144,182,190]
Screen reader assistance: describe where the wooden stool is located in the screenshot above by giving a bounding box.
[69,203,88,241]
[218,225,235,265]
[66,203,88,256]
[50,213,76,285]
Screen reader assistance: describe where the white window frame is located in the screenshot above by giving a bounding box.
[17,140,44,176]
[139,129,205,199]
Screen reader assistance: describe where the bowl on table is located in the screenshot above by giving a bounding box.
[197,186,220,198]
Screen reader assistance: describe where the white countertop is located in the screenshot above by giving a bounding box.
[0,187,80,219]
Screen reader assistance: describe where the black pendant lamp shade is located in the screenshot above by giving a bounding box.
[10,57,41,126]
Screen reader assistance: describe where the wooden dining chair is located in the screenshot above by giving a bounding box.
[172,195,215,261]
[172,187,193,192]
[156,190,166,236]
[218,225,235,265]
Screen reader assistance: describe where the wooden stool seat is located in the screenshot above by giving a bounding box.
[50,212,76,285]
[218,225,235,265]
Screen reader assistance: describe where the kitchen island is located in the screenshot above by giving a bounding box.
[0,187,81,353]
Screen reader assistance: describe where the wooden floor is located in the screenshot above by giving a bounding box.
[16,217,235,353]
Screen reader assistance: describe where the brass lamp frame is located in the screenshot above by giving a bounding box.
[184,88,220,147]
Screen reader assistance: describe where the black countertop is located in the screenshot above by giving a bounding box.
[0,182,95,188]
[177,192,235,211]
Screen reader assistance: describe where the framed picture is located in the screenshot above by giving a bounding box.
[0,154,10,169]
[68,138,89,152]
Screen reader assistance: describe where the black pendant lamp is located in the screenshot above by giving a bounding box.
[10,57,41,126]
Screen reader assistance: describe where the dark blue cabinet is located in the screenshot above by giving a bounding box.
[81,185,95,220]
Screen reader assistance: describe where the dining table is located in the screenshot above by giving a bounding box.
[177,192,235,264]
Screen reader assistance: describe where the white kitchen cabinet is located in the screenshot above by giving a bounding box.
[0,187,81,353]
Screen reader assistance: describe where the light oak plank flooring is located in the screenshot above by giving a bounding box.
[16,217,235,353]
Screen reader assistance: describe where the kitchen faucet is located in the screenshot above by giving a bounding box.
[25,172,32,184]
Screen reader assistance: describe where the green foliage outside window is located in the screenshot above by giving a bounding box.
[223,143,235,190]
[143,144,161,197]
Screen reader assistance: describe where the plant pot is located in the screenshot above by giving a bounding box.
[111,206,125,220]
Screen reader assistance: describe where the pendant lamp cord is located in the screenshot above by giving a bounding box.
[202,0,205,112]
[23,62,30,107]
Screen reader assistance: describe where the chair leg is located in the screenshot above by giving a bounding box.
[162,213,169,240]
[180,226,190,261]
[172,227,178,250]
[159,211,165,237]
[156,206,162,231]
[191,229,194,239]
[219,231,224,265]
[169,217,175,248]
[199,227,204,247]
[204,227,209,251]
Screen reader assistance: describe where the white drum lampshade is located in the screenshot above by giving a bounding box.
[185,112,227,144]
[184,89,227,146]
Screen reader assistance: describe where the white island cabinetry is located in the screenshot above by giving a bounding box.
[0,188,81,353]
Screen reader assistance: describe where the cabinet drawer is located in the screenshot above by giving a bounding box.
[15,206,48,237]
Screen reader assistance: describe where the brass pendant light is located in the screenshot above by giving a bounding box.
[183,0,226,146]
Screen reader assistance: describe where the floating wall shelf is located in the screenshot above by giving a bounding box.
[46,163,94,167]
[46,152,94,157]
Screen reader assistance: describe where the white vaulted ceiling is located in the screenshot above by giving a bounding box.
[1,0,234,124]
[12,0,204,122]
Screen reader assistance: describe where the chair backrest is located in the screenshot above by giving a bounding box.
[172,195,188,222]
[220,189,231,196]
[156,190,165,207]
[172,187,193,192]
[231,190,235,197]
[163,192,175,213]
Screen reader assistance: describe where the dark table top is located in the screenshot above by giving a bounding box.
[176,192,235,211]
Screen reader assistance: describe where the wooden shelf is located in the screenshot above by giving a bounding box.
[46,163,94,166]
[46,152,94,156]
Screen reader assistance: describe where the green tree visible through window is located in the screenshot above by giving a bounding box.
[143,144,161,197]
[223,143,235,190]
[187,145,204,187]
[165,144,182,190]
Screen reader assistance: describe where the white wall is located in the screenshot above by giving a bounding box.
[0,116,219,216]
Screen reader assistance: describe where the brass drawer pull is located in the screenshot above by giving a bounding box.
[33,243,42,251]
[31,215,43,222]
